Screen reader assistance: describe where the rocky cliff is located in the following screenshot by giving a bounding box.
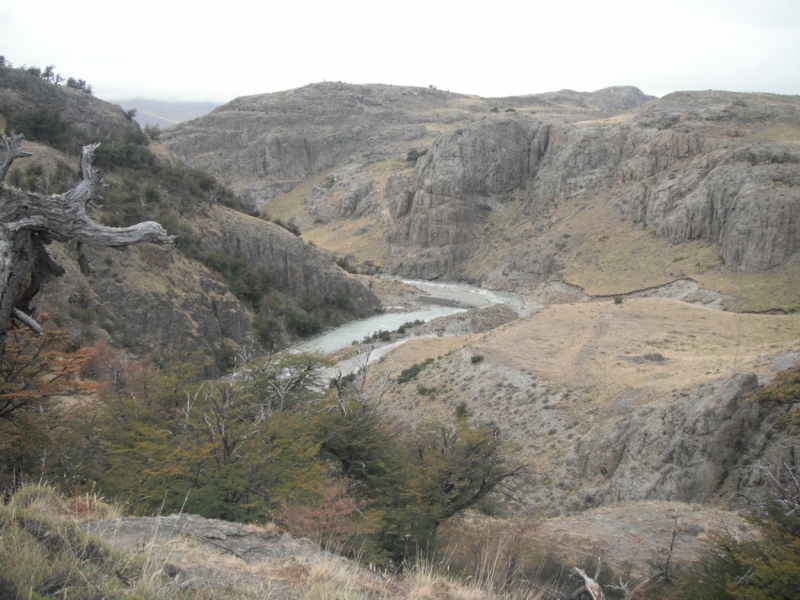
[390,91,800,278]
[162,83,652,206]
[202,207,379,311]
[41,205,379,367]
[164,83,799,310]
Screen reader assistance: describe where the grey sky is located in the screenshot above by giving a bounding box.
[2,0,798,104]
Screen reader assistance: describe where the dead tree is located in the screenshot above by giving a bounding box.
[0,133,172,353]
[568,559,606,600]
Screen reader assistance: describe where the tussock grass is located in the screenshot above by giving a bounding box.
[300,553,547,600]
[0,484,211,600]
[0,484,555,599]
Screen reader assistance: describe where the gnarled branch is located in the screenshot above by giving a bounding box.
[0,134,33,183]
[0,133,173,354]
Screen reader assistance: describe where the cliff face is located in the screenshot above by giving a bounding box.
[164,83,799,300]
[203,207,379,313]
[161,83,481,207]
[45,240,252,367]
[387,91,800,278]
[162,83,651,207]
[41,205,379,367]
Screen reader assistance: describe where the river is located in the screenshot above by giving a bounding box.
[291,278,529,355]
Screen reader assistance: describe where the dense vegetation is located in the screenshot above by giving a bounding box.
[0,322,526,566]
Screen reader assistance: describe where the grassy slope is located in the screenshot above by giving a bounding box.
[369,297,799,478]
[477,298,800,403]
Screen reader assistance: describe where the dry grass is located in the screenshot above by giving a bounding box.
[262,170,328,222]
[8,482,123,521]
[383,336,478,372]
[474,297,800,403]
[304,216,392,266]
[298,553,548,600]
[751,121,800,145]
[0,484,217,600]
[1,485,552,600]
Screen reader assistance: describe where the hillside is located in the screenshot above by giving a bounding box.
[4,69,800,598]
[0,66,379,368]
[164,83,800,313]
[365,295,800,514]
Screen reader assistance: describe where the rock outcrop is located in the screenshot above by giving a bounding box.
[387,91,800,277]
[162,82,798,297]
[161,83,478,207]
[205,207,380,313]
[162,83,654,209]
[574,373,768,508]
[41,206,379,367]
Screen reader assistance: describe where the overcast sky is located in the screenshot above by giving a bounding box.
[1,0,798,104]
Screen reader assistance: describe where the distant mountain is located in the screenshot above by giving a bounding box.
[116,98,220,129]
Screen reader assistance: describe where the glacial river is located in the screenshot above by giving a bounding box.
[291,278,528,355]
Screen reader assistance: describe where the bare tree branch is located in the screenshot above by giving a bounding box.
[0,134,173,354]
[0,134,33,183]
[12,308,42,336]
[572,567,606,600]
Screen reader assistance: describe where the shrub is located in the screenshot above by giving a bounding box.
[286,308,321,337]
[143,123,161,141]
[471,355,484,364]
[335,256,357,274]
[273,217,301,236]
[406,148,428,163]
[614,296,624,304]
[397,358,434,383]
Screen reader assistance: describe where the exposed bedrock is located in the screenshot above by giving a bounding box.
[207,207,380,313]
[557,373,797,513]
[388,91,800,275]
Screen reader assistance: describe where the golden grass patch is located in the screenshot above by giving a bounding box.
[472,298,800,403]
[263,170,328,222]
[304,217,391,266]
[382,336,478,373]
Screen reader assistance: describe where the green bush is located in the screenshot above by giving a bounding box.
[335,256,358,274]
[397,358,434,383]
[286,308,321,337]
[5,106,72,147]
[455,401,469,419]
[273,217,302,236]
[406,148,428,163]
[471,355,484,364]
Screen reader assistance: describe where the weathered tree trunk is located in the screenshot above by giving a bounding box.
[0,133,172,353]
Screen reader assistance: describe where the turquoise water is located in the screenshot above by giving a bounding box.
[291,279,526,355]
